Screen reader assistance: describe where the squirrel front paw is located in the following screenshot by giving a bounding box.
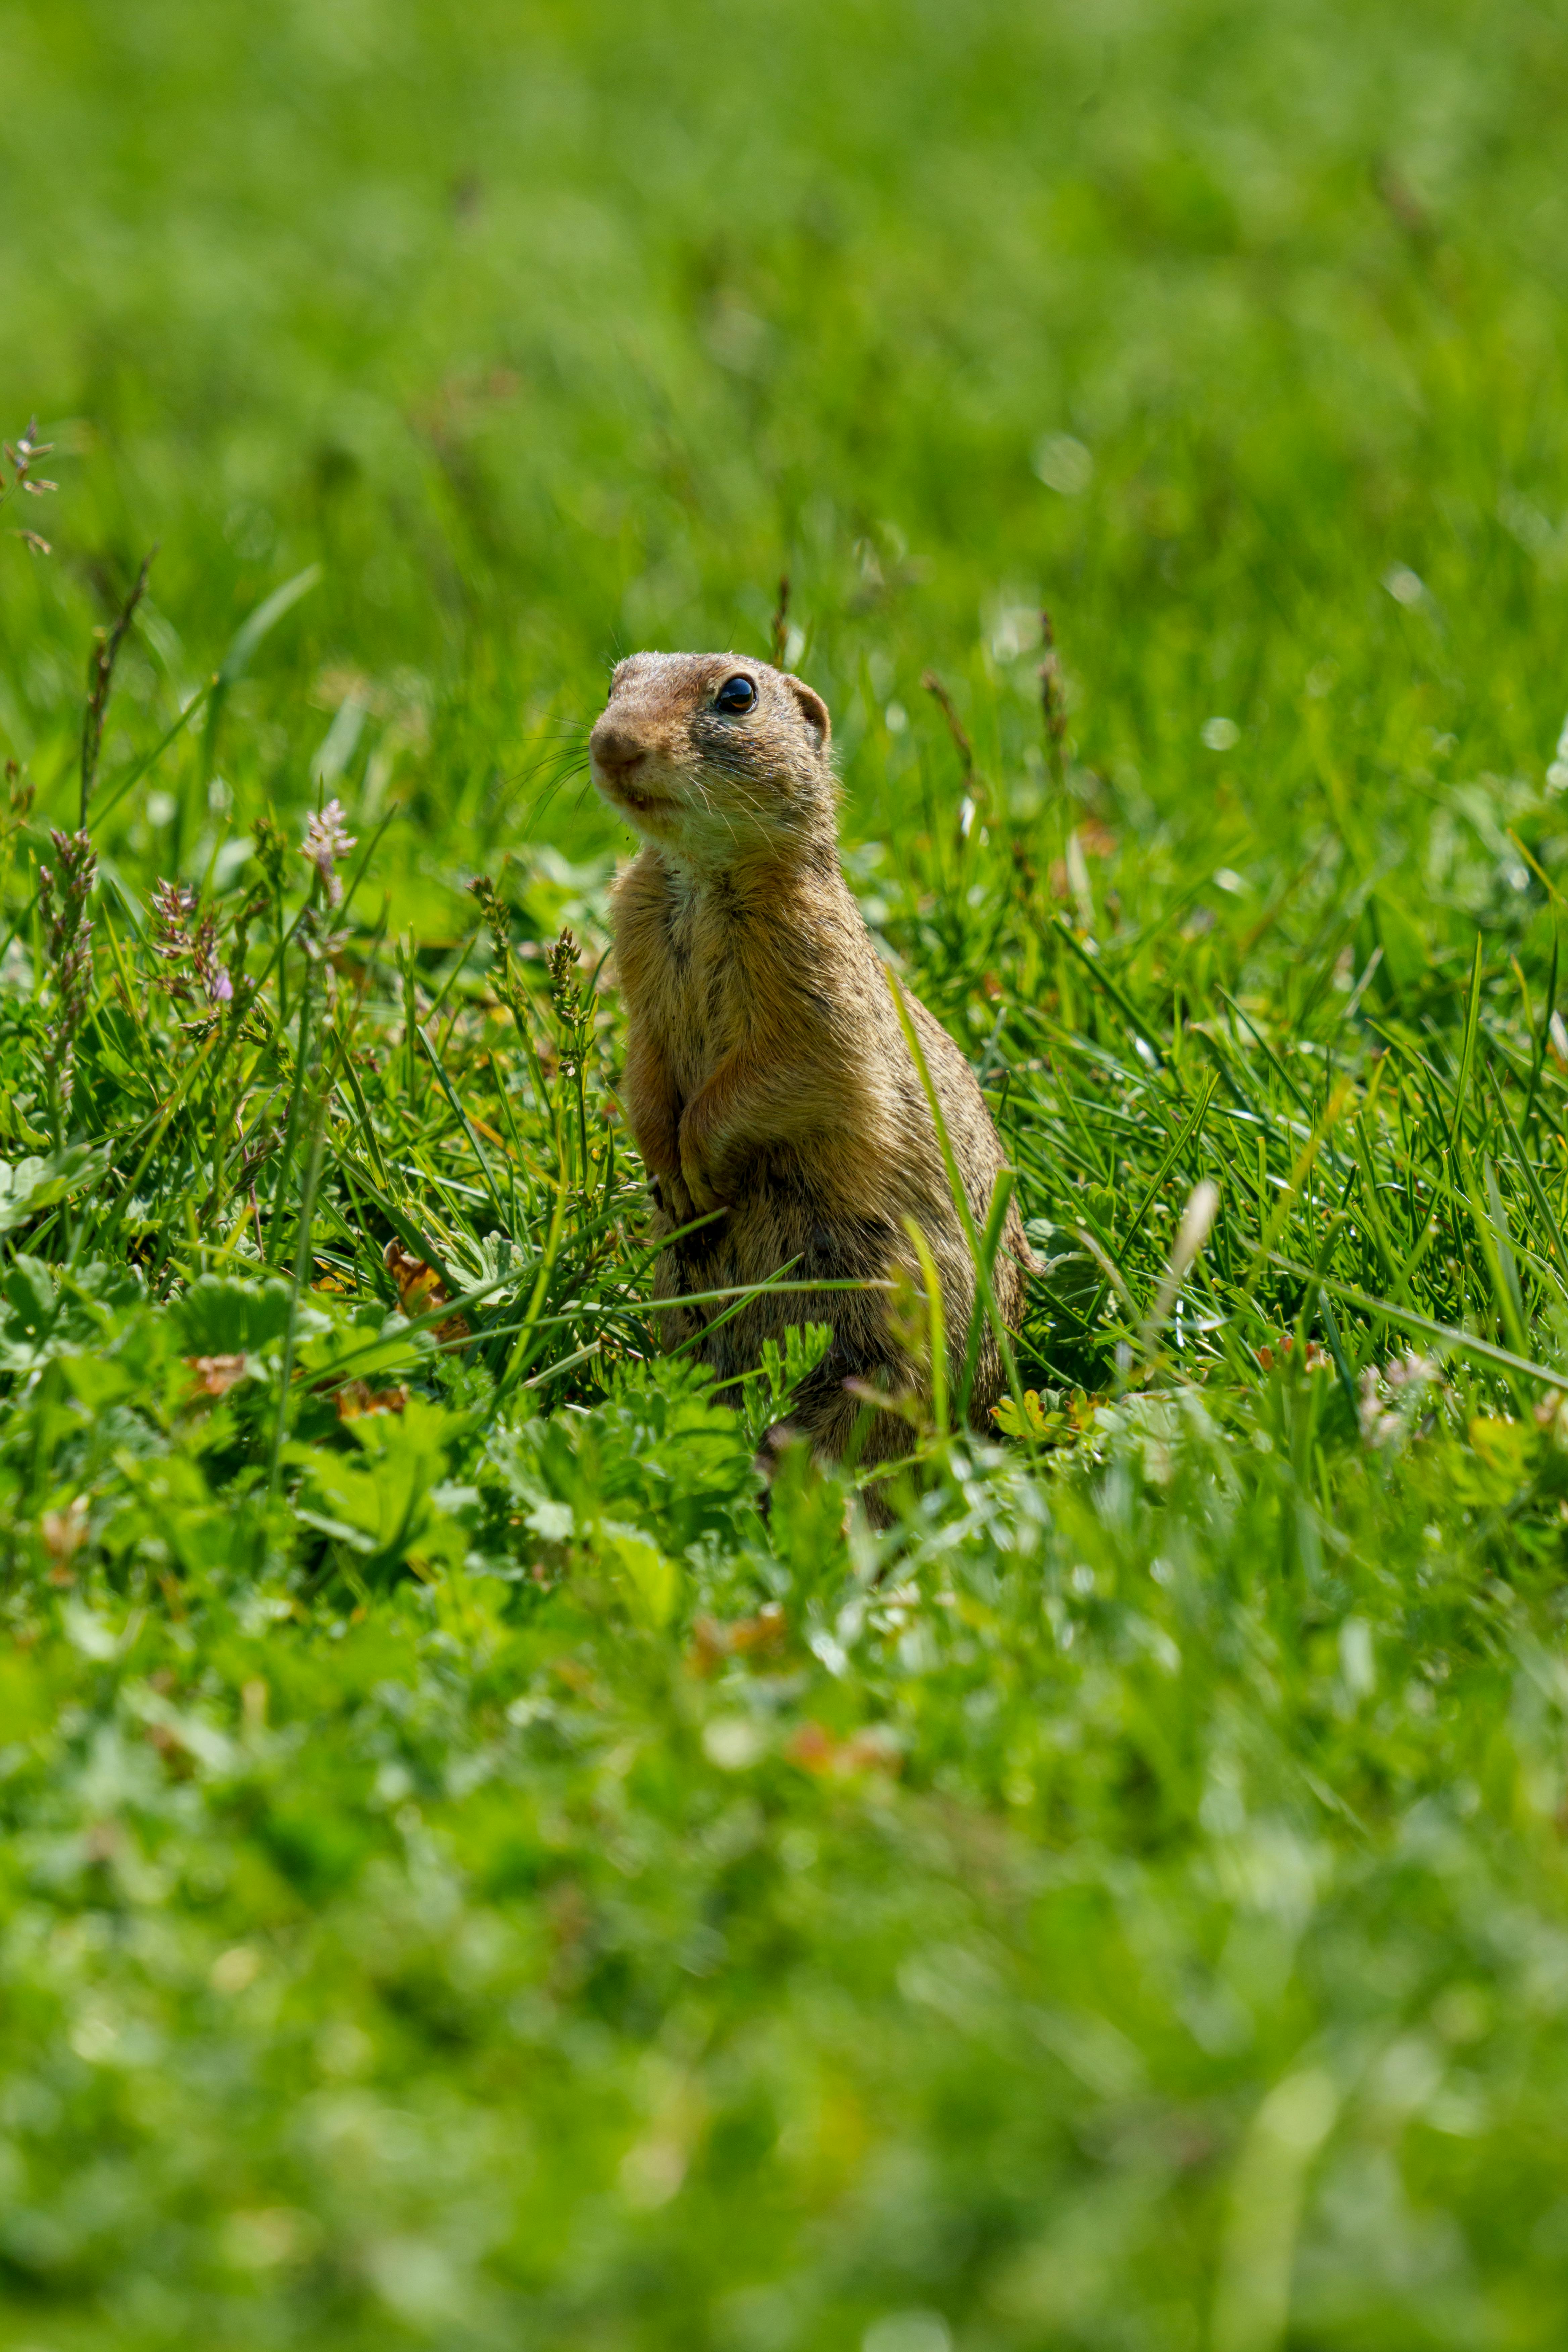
[653,1166,698,1228]
[676,1111,726,1213]
[679,1149,723,1215]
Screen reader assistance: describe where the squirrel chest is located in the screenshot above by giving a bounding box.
[618,854,845,1126]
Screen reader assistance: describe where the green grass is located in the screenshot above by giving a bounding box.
[7,0,1568,2343]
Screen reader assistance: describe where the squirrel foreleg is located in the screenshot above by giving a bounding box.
[680,1050,848,1209]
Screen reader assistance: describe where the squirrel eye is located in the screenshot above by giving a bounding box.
[713,674,757,714]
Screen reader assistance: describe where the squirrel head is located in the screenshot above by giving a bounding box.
[590,652,835,868]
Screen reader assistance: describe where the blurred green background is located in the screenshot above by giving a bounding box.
[6,0,1568,907]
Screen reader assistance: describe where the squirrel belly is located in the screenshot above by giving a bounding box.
[592,650,1030,1499]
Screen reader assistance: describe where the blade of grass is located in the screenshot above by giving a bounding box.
[1448,932,1485,1155]
[1050,917,1164,1071]
[203,565,322,785]
[418,1022,508,1229]
[1135,1179,1219,1380]
[886,967,1033,1440]
[1269,1255,1566,1389]
[1124,1070,1217,1251]
[900,1213,949,1435]
[262,1084,329,1538]
[954,1168,1018,1425]
[1237,1074,1356,1301]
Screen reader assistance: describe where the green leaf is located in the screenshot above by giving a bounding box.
[217,564,323,686]
[0,1147,110,1236]
[171,1276,298,1356]
[603,1524,680,1629]
[993,1389,1055,1440]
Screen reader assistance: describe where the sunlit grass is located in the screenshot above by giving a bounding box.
[6,0,1568,2344]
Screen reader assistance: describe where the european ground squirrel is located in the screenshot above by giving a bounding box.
[591,651,1029,1498]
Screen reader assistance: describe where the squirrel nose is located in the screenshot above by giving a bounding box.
[590,718,647,777]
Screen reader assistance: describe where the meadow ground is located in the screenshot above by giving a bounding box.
[5,1,1568,2344]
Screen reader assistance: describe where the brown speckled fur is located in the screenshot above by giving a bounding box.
[590,651,1029,1503]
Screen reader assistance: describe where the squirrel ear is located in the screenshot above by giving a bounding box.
[786,675,831,755]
